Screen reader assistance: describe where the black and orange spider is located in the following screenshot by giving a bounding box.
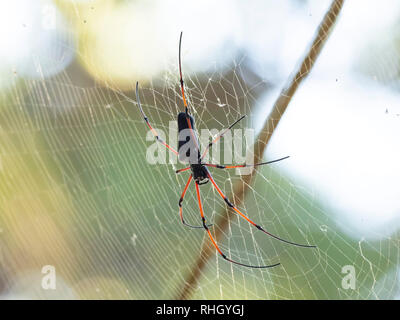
[135,32,316,269]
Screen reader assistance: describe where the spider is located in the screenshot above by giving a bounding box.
[135,32,316,269]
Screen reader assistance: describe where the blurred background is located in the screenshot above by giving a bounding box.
[0,0,400,299]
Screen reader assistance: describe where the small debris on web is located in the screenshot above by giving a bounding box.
[320,225,328,232]
[216,97,226,108]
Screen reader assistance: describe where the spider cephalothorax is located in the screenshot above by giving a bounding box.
[135,32,316,269]
[190,163,209,185]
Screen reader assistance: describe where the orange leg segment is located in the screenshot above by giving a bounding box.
[194,181,280,269]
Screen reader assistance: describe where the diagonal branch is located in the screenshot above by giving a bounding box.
[176,0,345,300]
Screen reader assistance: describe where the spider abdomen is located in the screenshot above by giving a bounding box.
[177,112,200,163]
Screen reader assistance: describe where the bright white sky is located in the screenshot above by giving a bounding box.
[252,0,400,239]
[0,0,74,86]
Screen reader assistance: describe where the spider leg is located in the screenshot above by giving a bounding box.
[204,156,290,170]
[176,167,190,174]
[206,171,316,249]
[179,175,212,229]
[179,32,202,162]
[136,82,179,156]
[179,32,189,113]
[194,181,280,269]
[200,115,246,160]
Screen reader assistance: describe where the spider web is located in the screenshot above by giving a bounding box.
[0,0,399,300]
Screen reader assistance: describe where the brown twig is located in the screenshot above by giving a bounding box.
[176,0,345,300]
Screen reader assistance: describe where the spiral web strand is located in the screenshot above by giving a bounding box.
[0,58,397,300]
[0,0,399,300]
